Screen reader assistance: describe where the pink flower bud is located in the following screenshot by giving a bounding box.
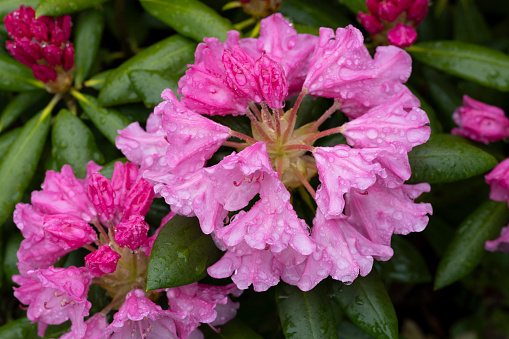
[87,172,116,222]
[42,45,63,67]
[254,52,288,109]
[387,23,418,47]
[366,0,380,16]
[378,1,402,21]
[122,178,155,220]
[32,64,57,83]
[5,41,37,67]
[223,46,262,102]
[485,158,509,202]
[452,95,509,144]
[357,12,384,35]
[114,214,150,250]
[85,245,121,277]
[43,214,97,250]
[407,0,429,24]
[63,43,74,71]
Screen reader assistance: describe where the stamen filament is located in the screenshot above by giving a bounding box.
[307,100,341,133]
[303,126,345,144]
[292,167,316,197]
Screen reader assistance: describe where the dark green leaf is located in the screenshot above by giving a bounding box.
[140,0,233,42]
[423,216,456,257]
[332,271,398,339]
[408,134,498,184]
[84,69,112,90]
[337,0,368,14]
[0,317,37,339]
[0,91,47,133]
[127,69,179,107]
[146,215,222,290]
[0,54,44,92]
[0,127,21,159]
[454,0,491,44]
[0,107,51,227]
[280,0,350,28]
[434,200,509,289]
[74,9,105,87]
[292,24,320,36]
[276,283,337,339]
[201,318,264,339]
[98,35,196,106]
[337,321,375,339]
[35,0,109,16]
[377,235,432,283]
[408,41,509,91]
[52,109,104,178]
[0,1,39,19]
[99,157,127,179]
[73,91,132,145]
[3,233,22,285]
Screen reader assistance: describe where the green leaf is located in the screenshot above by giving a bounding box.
[408,134,498,184]
[377,235,432,283]
[73,91,132,145]
[84,69,112,90]
[52,109,104,178]
[35,0,109,16]
[74,9,105,87]
[408,41,509,91]
[454,0,491,44]
[276,283,337,339]
[0,317,37,339]
[0,54,44,91]
[99,157,127,179]
[331,271,398,339]
[201,318,264,339]
[280,0,350,28]
[0,106,51,227]
[146,215,222,290]
[3,233,22,285]
[434,200,509,289]
[337,0,368,14]
[0,1,39,19]
[127,69,179,108]
[0,91,47,133]
[140,0,234,42]
[337,322,375,339]
[98,35,196,106]
[0,127,21,159]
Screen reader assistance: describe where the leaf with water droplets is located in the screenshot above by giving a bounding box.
[201,318,264,339]
[331,270,398,339]
[276,283,337,339]
[0,54,44,92]
[127,69,179,108]
[408,41,509,91]
[140,0,233,42]
[35,0,109,16]
[52,109,104,178]
[280,0,350,28]
[147,215,222,290]
[434,200,509,290]
[408,134,498,184]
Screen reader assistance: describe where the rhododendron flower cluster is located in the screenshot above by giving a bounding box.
[485,159,509,252]
[117,13,432,292]
[357,0,429,47]
[4,5,74,92]
[452,95,509,144]
[12,161,240,338]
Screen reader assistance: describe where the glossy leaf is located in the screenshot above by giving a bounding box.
[146,215,222,290]
[127,69,179,107]
[0,108,51,227]
[99,157,127,179]
[337,322,376,339]
[74,9,105,87]
[84,69,112,90]
[0,0,39,19]
[332,271,398,339]
[280,0,350,28]
[73,91,132,145]
[408,134,498,184]
[52,109,104,178]
[276,283,337,339]
[337,0,368,14]
[0,54,44,91]
[0,127,21,159]
[35,0,109,16]
[0,91,47,133]
[454,0,491,44]
[201,318,264,339]
[377,235,432,283]
[140,0,233,42]
[0,318,37,339]
[408,41,509,91]
[434,200,509,289]
[98,35,195,106]
[3,233,22,285]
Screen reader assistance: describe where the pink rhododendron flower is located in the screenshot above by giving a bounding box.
[484,160,509,253]
[452,95,509,144]
[4,5,74,92]
[12,162,241,338]
[357,0,429,48]
[117,14,432,292]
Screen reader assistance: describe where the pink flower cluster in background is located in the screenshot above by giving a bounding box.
[357,0,429,47]
[485,159,509,252]
[117,14,432,292]
[4,5,74,92]
[12,162,240,338]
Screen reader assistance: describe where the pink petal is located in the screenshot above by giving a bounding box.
[485,158,509,202]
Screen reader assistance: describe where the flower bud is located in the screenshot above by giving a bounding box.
[85,245,121,277]
[43,214,97,250]
[114,214,150,250]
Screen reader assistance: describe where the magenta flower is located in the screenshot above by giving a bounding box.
[4,5,74,92]
[12,162,241,338]
[452,95,509,144]
[357,0,429,47]
[117,14,432,292]
[484,159,509,253]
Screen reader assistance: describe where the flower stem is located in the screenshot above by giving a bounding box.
[292,167,316,198]
[283,88,308,143]
[303,126,345,144]
[229,130,257,144]
[307,100,341,133]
